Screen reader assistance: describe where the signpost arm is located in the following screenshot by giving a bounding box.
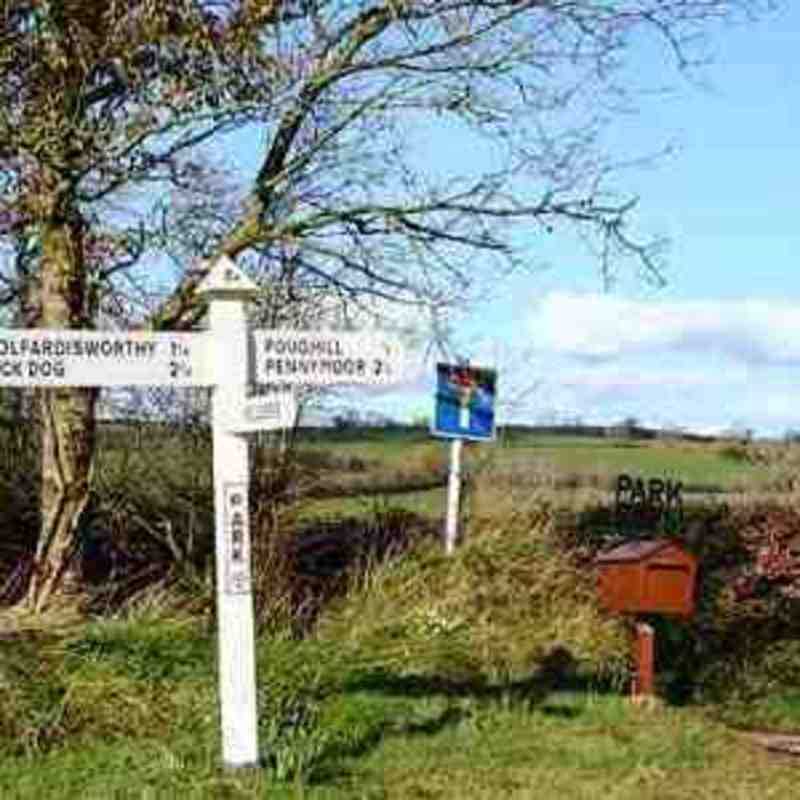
[444,438,463,555]
[198,257,260,770]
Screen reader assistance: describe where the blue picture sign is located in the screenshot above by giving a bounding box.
[432,362,497,441]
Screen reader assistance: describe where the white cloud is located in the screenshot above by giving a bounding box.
[533,292,800,365]
[558,367,747,390]
[319,292,800,436]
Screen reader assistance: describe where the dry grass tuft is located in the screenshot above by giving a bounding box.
[316,490,629,687]
[0,604,85,639]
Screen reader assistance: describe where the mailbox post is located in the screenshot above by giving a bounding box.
[631,622,655,704]
[595,539,697,705]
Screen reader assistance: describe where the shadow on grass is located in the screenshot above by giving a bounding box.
[309,650,620,786]
[340,646,623,708]
[323,706,467,761]
[311,706,468,785]
[341,671,621,706]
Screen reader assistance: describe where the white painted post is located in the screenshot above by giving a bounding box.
[444,438,463,555]
[197,257,260,770]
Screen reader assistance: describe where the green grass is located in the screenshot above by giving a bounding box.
[295,487,447,523]
[322,694,741,799]
[751,691,800,732]
[91,424,763,489]
[477,437,760,490]
[89,429,765,532]
[711,692,800,734]
[2,643,797,800]
[290,434,762,524]
[293,431,763,492]
[499,434,626,448]
[293,428,431,467]
[295,438,418,466]
[4,428,800,796]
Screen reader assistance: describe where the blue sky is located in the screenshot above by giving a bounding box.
[219,4,800,437]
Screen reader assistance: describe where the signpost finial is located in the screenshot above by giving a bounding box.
[197,255,259,300]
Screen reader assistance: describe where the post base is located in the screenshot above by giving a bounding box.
[222,760,262,772]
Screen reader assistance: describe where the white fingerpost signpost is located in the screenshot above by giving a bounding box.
[196,256,261,770]
[0,253,409,771]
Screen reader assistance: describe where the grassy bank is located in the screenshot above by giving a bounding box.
[1,622,798,799]
[3,426,800,796]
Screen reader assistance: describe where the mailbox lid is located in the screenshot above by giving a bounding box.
[595,539,676,565]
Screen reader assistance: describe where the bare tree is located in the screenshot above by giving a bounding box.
[0,0,777,611]
[0,1,286,611]
[150,1,777,331]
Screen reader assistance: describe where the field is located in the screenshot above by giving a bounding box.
[2,425,800,797]
[293,430,771,521]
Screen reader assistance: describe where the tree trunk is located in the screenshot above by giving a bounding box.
[18,203,98,614]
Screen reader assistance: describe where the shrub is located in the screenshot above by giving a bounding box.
[717,443,750,463]
[0,620,216,758]
[410,442,448,476]
[315,502,629,689]
[346,455,368,472]
[629,502,800,706]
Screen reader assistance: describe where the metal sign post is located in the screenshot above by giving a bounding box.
[431,362,497,554]
[444,438,463,555]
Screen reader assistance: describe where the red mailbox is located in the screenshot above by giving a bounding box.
[596,539,697,618]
